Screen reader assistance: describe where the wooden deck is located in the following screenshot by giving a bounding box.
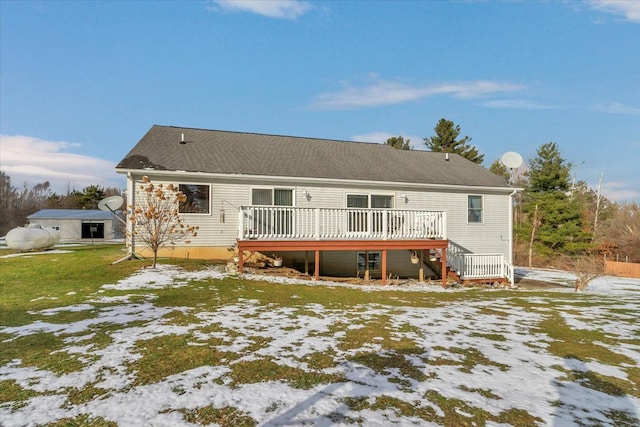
[237,238,449,287]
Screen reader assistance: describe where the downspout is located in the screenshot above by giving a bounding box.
[508,189,517,285]
[127,172,135,257]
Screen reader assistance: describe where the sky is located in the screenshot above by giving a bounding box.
[1,0,639,202]
[0,260,639,426]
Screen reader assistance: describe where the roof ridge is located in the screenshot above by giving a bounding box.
[153,124,398,149]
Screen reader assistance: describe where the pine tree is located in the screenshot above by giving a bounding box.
[518,142,591,259]
[385,136,412,150]
[424,118,484,164]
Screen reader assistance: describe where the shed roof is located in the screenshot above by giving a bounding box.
[28,209,115,220]
[116,125,511,189]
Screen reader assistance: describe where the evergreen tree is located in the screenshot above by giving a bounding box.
[385,136,411,150]
[424,118,484,164]
[527,142,571,193]
[489,159,510,182]
[518,142,591,258]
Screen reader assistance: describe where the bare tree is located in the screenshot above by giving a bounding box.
[128,176,199,268]
[563,255,603,292]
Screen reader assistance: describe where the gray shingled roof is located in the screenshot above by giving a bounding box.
[116,125,511,188]
[28,209,115,220]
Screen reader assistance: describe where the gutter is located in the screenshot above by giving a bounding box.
[115,168,522,194]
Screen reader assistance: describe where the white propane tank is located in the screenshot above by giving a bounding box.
[5,224,61,251]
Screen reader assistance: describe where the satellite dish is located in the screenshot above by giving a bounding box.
[501,151,523,169]
[98,195,124,213]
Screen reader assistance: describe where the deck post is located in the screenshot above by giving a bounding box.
[238,248,244,274]
[305,251,309,275]
[419,250,424,282]
[364,250,370,282]
[314,250,320,280]
[381,249,387,285]
[441,248,447,288]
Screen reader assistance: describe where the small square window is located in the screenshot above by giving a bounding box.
[357,252,381,272]
[179,184,210,214]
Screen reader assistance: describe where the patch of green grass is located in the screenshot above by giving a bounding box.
[128,334,235,386]
[65,383,112,406]
[0,380,39,404]
[470,332,507,341]
[371,394,438,420]
[0,245,141,325]
[43,415,117,427]
[349,350,428,385]
[539,313,633,366]
[457,384,502,400]
[172,405,256,427]
[227,357,345,389]
[300,349,339,370]
[425,390,544,426]
[429,346,510,373]
[0,332,86,375]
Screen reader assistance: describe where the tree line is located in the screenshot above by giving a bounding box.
[0,171,122,236]
[386,118,640,265]
[3,121,638,266]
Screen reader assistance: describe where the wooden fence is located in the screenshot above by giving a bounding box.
[605,260,640,279]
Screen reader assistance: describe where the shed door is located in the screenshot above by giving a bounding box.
[82,222,104,239]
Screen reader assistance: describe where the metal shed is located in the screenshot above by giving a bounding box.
[27,209,123,242]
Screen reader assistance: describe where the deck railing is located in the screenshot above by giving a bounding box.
[239,206,446,241]
[447,242,514,284]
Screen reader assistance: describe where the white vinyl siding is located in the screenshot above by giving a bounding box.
[130,173,512,259]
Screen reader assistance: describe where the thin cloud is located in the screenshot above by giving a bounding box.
[589,0,640,23]
[0,135,124,194]
[210,0,312,19]
[484,99,554,110]
[310,78,525,110]
[601,181,640,204]
[595,102,640,116]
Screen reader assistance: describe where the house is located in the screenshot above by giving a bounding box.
[116,125,518,286]
[27,209,123,242]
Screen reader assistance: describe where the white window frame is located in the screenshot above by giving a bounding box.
[468,195,483,224]
[178,183,211,215]
[345,193,395,209]
[251,187,294,207]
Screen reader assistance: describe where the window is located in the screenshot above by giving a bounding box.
[251,188,294,235]
[347,194,393,233]
[357,252,381,272]
[251,188,293,206]
[468,195,483,223]
[179,184,210,214]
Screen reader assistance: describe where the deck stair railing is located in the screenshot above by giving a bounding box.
[445,242,514,284]
[239,206,447,241]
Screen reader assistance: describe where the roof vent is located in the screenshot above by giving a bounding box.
[445,152,449,161]
[180,133,187,144]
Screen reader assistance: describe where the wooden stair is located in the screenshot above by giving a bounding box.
[419,249,461,282]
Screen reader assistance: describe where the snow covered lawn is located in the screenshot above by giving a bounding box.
[1,263,639,426]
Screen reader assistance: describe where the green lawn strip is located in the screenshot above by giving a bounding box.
[127,333,237,386]
[539,312,639,398]
[227,356,345,389]
[0,245,140,327]
[43,414,117,427]
[0,332,86,375]
[356,392,543,426]
[0,379,40,405]
[167,405,256,427]
[428,346,510,374]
